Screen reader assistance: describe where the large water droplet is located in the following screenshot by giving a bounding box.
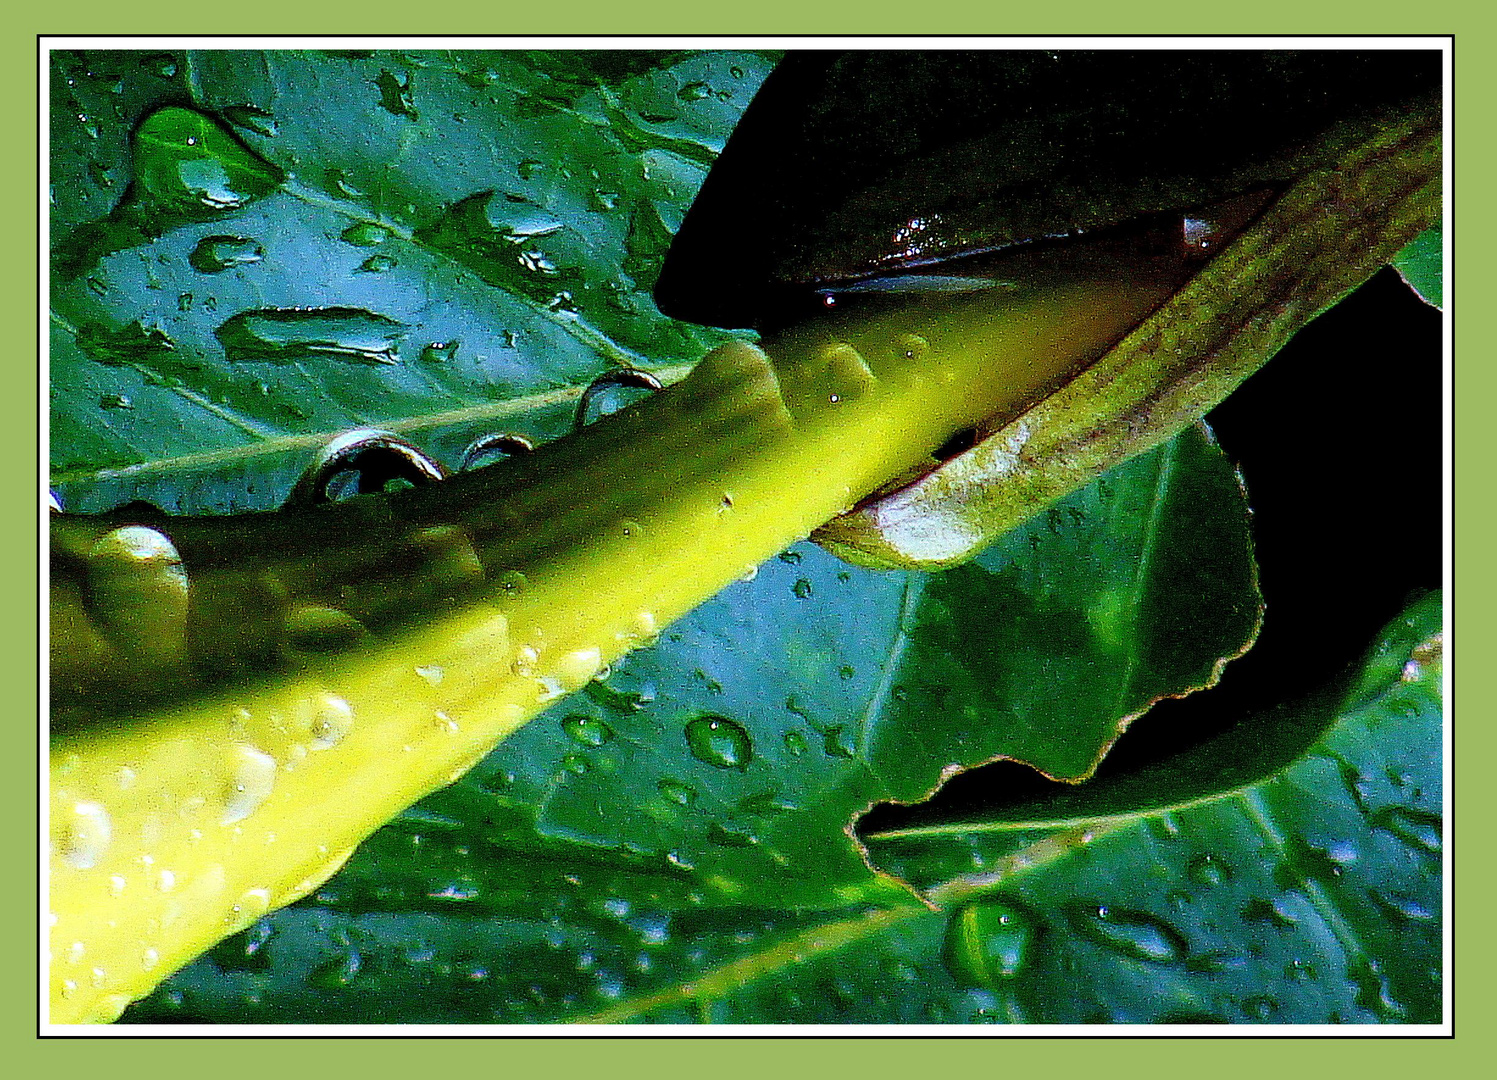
[685,715,753,770]
[85,525,189,665]
[57,801,112,870]
[222,745,277,824]
[552,647,603,693]
[216,307,407,366]
[412,192,581,304]
[512,644,540,677]
[944,899,1038,984]
[1068,904,1188,964]
[307,694,355,750]
[188,235,265,273]
[131,106,284,218]
[563,714,613,748]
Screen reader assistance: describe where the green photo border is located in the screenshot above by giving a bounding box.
[11,0,1485,1073]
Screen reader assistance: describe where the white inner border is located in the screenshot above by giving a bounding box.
[40,34,1455,1039]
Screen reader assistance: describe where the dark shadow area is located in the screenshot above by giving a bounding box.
[859,266,1443,833]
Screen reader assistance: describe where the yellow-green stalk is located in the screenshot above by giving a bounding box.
[49,269,1170,1023]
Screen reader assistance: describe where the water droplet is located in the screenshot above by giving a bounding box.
[340,221,391,247]
[415,664,445,686]
[216,307,407,366]
[358,253,397,273]
[57,801,112,870]
[131,106,284,218]
[140,947,160,971]
[1373,805,1442,857]
[1187,852,1232,887]
[893,332,929,361]
[626,609,659,646]
[497,570,529,599]
[222,745,277,824]
[552,646,603,692]
[782,730,808,756]
[563,714,613,748]
[517,158,545,180]
[308,949,363,989]
[657,778,697,806]
[225,887,271,933]
[85,525,189,665]
[792,578,813,600]
[1371,890,1436,923]
[98,392,133,409]
[945,899,1038,984]
[307,694,355,750]
[375,68,418,120]
[707,822,758,847]
[685,715,754,770]
[1241,897,1297,929]
[512,644,540,677]
[1068,904,1188,964]
[561,753,590,776]
[221,104,278,138]
[107,875,126,897]
[1241,994,1280,1021]
[419,340,460,364]
[189,234,265,273]
[819,342,876,404]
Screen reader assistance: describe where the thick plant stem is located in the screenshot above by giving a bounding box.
[814,107,1443,568]
[49,272,1169,1022]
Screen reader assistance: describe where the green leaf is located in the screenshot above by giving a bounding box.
[102,418,1257,1022]
[1393,226,1443,308]
[118,594,1438,1024]
[51,49,1438,1025]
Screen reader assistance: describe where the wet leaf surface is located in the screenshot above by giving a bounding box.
[49,49,1441,1025]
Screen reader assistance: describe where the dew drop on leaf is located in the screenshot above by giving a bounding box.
[657,778,697,807]
[944,899,1038,985]
[186,235,263,271]
[562,714,613,748]
[1186,852,1231,887]
[684,715,753,770]
[1067,904,1188,965]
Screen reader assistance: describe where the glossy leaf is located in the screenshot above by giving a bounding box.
[49,49,1438,1026]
